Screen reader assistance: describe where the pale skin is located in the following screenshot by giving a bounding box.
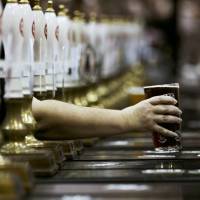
[32,96,182,140]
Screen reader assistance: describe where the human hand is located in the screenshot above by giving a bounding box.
[121,96,182,137]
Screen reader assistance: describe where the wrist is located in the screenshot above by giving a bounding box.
[119,109,133,133]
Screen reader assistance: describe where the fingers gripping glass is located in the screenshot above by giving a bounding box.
[144,83,182,152]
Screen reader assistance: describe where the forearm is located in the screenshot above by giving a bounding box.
[32,95,181,140]
[32,98,128,140]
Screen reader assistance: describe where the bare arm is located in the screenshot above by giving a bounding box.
[32,96,182,140]
[33,98,125,140]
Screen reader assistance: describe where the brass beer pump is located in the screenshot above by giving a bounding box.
[42,4,81,158]
[0,0,34,195]
[28,0,74,161]
[0,66,59,176]
[32,5,83,157]
[23,0,65,167]
[0,172,25,199]
[20,0,64,169]
[0,76,34,193]
[0,0,58,176]
[0,155,34,192]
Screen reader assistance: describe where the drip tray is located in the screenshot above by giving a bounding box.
[93,138,200,150]
[94,139,153,150]
[142,169,185,174]
[78,152,200,161]
[63,160,200,170]
[36,169,200,183]
[30,182,200,200]
[81,150,200,157]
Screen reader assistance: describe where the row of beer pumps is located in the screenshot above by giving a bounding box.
[0,0,145,198]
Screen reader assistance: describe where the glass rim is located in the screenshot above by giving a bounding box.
[144,83,179,89]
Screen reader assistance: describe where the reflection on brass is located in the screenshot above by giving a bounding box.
[0,98,59,176]
[86,90,98,106]
[1,98,30,148]
[0,155,34,192]
[73,88,84,106]
[72,86,88,107]
[64,87,73,103]
[22,96,36,131]
[19,0,29,4]
[25,135,65,166]
[7,0,18,3]
[79,86,88,106]
[70,85,85,105]
[33,0,42,11]
[6,150,59,176]
[97,85,108,100]
[58,4,67,16]
[38,140,78,159]
[0,172,25,199]
[46,0,54,13]
[63,87,76,103]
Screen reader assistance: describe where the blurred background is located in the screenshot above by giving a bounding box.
[10,0,197,86]
[48,0,199,131]
[2,0,200,130]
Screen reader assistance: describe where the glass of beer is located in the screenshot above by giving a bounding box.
[144,83,182,152]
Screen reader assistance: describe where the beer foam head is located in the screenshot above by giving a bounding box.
[128,87,144,94]
[144,83,179,89]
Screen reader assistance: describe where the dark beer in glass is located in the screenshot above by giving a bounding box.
[144,83,182,152]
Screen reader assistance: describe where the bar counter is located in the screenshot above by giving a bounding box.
[25,131,200,200]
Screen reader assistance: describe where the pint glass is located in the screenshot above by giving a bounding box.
[144,83,182,152]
